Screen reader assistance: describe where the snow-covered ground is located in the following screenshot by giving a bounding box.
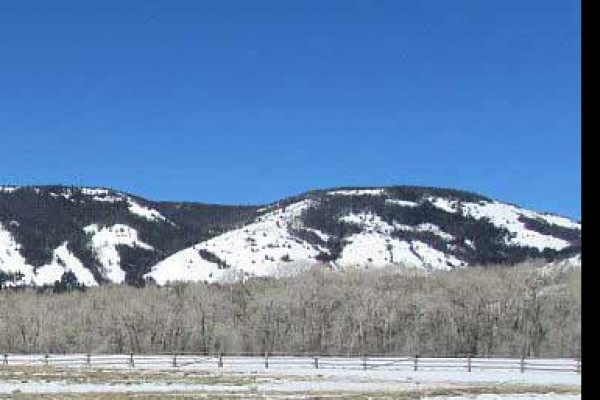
[337,212,464,270]
[0,223,99,286]
[0,355,581,397]
[146,191,581,284]
[428,199,579,251]
[0,221,158,286]
[147,199,325,284]
[84,224,155,284]
[1,187,582,286]
[328,188,387,196]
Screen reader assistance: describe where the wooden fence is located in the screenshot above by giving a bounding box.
[0,353,581,374]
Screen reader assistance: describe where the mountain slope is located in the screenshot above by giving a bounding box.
[146,186,581,284]
[1,185,580,287]
[0,185,258,286]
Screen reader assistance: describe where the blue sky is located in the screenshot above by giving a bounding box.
[0,1,581,219]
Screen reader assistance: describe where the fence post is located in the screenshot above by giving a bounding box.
[362,354,367,370]
[130,353,134,368]
[314,355,319,369]
[86,353,91,368]
[44,354,49,366]
[218,353,223,368]
[414,354,419,371]
[172,353,177,368]
[576,358,581,374]
[520,356,525,373]
[467,353,472,372]
[265,352,269,369]
[2,354,7,365]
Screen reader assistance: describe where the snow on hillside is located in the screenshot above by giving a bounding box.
[337,212,463,269]
[126,198,171,223]
[340,212,455,241]
[0,186,18,193]
[441,201,577,251]
[147,197,473,284]
[79,189,171,223]
[32,243,97,286]
[385,199,419,207]
[146,190,580,284]
[0,222,33,282]
[80,188,123,203]
[84,224,154,284]
[338,233,464,270]
[147,199,325,284]
[3,186,171,223]
[2,186,582,285]
[328,189,386,196]
[1,221,156,286]
[0,223,97,286]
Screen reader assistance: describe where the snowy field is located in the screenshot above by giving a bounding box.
[0,355,581,398]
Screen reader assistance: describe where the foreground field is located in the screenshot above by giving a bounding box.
[0,357,581,399]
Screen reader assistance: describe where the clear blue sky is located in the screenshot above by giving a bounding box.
[0,1,581,219]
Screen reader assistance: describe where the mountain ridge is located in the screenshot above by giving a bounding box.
[0,184,581,287]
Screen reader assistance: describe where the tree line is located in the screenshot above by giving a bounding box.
[0,264,580,357]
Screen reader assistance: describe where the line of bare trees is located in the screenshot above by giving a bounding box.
[0,264,580,357]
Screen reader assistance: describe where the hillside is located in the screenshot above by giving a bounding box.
[0,185,581,287]
[0,185,258,287]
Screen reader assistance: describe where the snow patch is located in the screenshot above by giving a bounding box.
[340,212,455,241]
[385,199,419,207]
[147,199,323,284]
[0,186,18,193]
[81,188,111,196]
[1,224,96,286]
[328,189,386,196]
[85,224,154,284]
[459,201,574,250]
[126,198,170,223]
[0,223,34,283]
[33,243,97,286]
[427,197,460,213]
[338,232,464,270]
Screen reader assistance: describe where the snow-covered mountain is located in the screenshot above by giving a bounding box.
[0,185,581,287]
[147,186,580,284]
[0,185,258,287]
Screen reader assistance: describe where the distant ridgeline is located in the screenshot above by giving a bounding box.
[0,185,581,288]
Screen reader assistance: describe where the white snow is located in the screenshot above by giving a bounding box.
[386,198,420,207]
[80,188,124,203]
[0,222,34,283]
[328,189,386,196]
[340,212,395,234]
[126,198,170,223]
[0,186,18,193]
[0,354,581,397]
[396,222,456,241]
[340,212,455,242]
[32,243,97,286]
[457,201,574,251]
[84,224,154,284]
[423,198,580,251]
[427,197,460,213]
[0,224,97,286]
[338,232,464,270]
[147,199,324,284]
[537,214,581,230]
[81,188,111,196]
[303,227,331,242]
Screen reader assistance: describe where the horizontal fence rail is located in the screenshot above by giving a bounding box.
[0,353,581,374]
